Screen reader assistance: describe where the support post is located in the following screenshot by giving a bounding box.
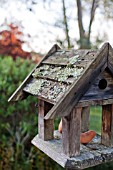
[38,99,54,140]
[62,107,82,157]
[101,104,113,146]
[81,106,90,132]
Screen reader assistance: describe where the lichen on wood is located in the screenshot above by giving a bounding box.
[69,55,79,64]
[24,78,70,102]
[32,64,84,83]
[24,79,45,95]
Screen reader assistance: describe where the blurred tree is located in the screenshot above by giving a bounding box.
[0,23,31,60]
[41,0,113,49]
[100,0,113,19]
[1,0,113,50]
[76,0,98,49]
[62,0,71,48]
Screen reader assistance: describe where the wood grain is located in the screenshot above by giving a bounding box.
[108,43,113,75]
[23,78,69,104]
[76,98,113,107]
[38,99,54,140]
[42,49,90,65]
[81,107,90,132]
[101,104,113,146]
[80,69,113,102]
[62,107,82,157]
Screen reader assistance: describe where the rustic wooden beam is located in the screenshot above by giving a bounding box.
[62,107,82,157]
[101,104,113,146]
[108,43,113,75]
[38,99,54,140]
[81,107,90,132]
[76,98,113,107]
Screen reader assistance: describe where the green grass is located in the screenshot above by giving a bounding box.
[90,106,102,134]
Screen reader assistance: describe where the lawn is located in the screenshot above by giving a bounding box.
[90,106,102,134]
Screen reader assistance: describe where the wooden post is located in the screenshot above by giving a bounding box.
[81,106,90,132]
[38,99,54,140]
[62,107,82,157]
[101,104,113,146]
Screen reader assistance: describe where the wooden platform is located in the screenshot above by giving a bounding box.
[31,131,113,169]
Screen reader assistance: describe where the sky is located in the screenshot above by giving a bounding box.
[0,0,113,53]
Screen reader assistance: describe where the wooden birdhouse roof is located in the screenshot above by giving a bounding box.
[8,42,113,119]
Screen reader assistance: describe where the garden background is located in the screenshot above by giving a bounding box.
[0,0,113,169]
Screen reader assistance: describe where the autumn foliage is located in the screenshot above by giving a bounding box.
[0,24,31,60]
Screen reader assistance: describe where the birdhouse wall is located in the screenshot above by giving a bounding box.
[80,69,113,103]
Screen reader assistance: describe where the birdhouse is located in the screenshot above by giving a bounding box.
[8,43,113,169]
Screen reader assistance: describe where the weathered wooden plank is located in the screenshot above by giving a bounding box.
[62,107,82,157]
[32,135,68,168]
[8,44,61,102]
[65,151,102,169]
[42,57,95,74]
[80,69,113,102]
[45,43,109,119]
[32,133,113,169]
[42,55,93,67]
[38,96,55,104]
[38,99,54,140]
[97,148,113,163]
[108,43,113,75]
[101,104,113,146]
[81,107,90,132]
[66,134,113,169]
[24,78,69,103]
[42,50,96,67]
[76,98,113,107]
[33,73,76,84]
[42,49,89,65]
[32,64,84,84]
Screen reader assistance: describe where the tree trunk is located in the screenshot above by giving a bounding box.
[76,0,98,49]
[62,0,71,48]
[88,0,98,48]
[76,0,86,49]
